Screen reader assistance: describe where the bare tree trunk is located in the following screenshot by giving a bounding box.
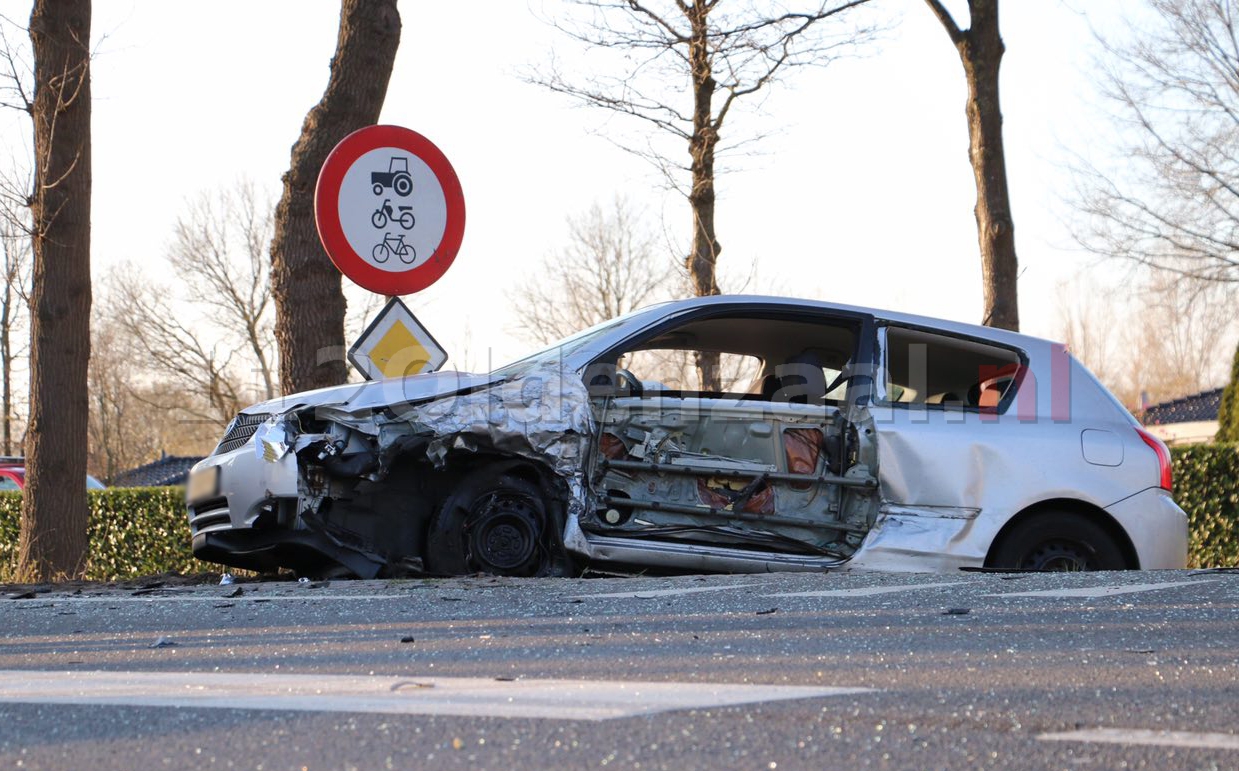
[926,0,1019,331]
[2,293,11,456]
[270,0,400,395]
[19,0,92,580]
[687,4,722,391]
[247,317,275,400]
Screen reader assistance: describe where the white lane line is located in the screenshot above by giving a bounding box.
[770,582,963,598]
[0,670,871,722]
[1040,728,1239,751]
[3,594,410,604]
[994,580,1217,599]
[573,584,760,600]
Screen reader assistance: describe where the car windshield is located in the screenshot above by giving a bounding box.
[491,304,669,379]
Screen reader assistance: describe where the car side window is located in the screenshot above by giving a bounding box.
[881,325,1024,411]
[591,314,860,402]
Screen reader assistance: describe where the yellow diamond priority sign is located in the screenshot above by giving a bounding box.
[348,297,448,380]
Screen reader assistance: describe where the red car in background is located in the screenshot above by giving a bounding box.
[0,458,106,492]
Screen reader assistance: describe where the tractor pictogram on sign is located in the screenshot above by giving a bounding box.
[371,156,413,197]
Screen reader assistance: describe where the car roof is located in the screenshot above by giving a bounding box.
[643,295,1059,349]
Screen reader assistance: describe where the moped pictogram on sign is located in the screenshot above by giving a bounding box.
[315,125,465,296]
[372,198,415,230]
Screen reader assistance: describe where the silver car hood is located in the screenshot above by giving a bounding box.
[240,371,502,416]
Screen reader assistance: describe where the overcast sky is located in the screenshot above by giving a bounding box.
[0,0,1132,376]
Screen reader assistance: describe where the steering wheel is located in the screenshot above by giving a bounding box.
[614,367,644,397]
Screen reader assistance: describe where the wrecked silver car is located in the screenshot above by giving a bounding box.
[187,295,1187,577]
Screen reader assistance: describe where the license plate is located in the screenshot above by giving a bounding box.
[186,466,219,503]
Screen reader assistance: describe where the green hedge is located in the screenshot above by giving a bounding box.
[0,487,216,581]
[1172,443,1239,569]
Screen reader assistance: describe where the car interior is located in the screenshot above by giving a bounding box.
[597,314,861,404]
[882,325,1024,410]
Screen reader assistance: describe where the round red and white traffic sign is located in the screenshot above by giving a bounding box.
[314,125,465,295]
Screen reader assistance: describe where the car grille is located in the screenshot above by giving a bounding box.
[213,412,270,455]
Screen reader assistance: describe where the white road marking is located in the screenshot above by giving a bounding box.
[994,580,1217,599]
[770,582,963,598]
[1039,728,1239,751]
[573,584,760,600]
[0,670,871,722]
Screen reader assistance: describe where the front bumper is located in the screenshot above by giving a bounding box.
[187,431,304,569]
[187,438,299,535]
[192,527,384,577]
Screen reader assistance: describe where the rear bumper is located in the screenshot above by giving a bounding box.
[1104,487,1188,569]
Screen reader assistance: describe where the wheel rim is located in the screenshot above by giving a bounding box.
[465,492,541,573]
[1020,540,1096,571]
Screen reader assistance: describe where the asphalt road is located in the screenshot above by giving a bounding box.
[1,569,1237,771]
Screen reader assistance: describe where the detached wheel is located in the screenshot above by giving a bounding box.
[427,469,553,576]
[991,512,1126,571]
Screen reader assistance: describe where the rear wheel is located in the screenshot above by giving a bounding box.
[426,469,554,576]
[991,512,1126,571]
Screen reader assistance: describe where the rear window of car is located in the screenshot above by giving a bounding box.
[881,325,1024,411]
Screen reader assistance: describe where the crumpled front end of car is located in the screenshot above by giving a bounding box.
[187,365,593,578]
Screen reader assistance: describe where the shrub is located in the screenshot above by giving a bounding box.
[0,487,216,581]
[1171,443,1239,568]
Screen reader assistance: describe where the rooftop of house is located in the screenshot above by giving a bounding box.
[1140,387,1225,426]
[111,455,204,488]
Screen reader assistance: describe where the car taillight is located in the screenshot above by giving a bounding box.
[1135,427,1173,491]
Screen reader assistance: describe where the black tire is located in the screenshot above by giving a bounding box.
[372,183,384,196]
[426,469,554,576]
[991,512,1126,571]
[371,210,387,228]
[393,173,413,197]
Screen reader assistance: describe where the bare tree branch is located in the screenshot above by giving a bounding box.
[514,197,677,344]
[530,0,879,389]
[923,0,964,45]
[1073,0,1239,284]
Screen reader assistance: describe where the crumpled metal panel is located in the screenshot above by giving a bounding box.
[846,509,981,572]
[383,364,594,477]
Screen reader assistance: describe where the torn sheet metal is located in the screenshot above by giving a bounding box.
[253,418,289,463]
[845,507,984,572]
[386,364,594,477]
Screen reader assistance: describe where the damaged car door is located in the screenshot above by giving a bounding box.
[574,310,882,570]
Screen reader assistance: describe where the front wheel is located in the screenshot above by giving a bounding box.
[371,210,388,229]
[426,469,556,576]
[372,243,391,263]
[990,512,1126,571]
